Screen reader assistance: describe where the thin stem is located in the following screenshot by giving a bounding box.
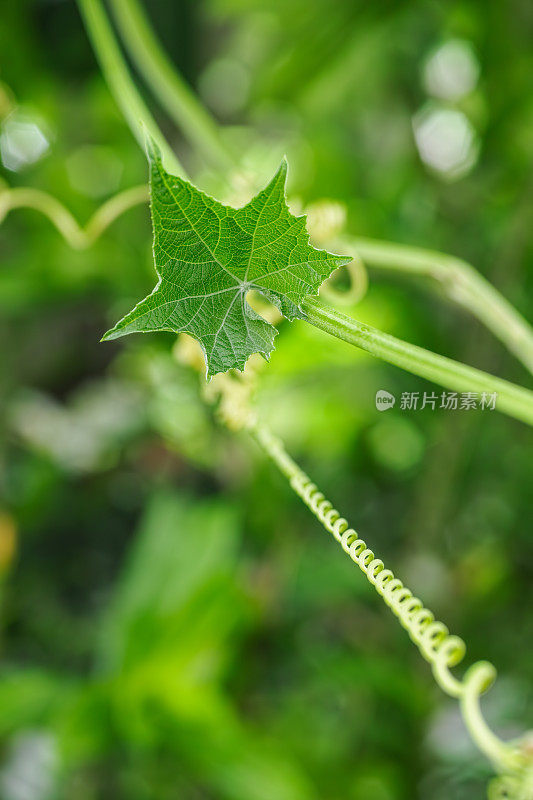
[460,663,523,772]
[302,296,533,426]
[0,187,85,249]
[344,236,533,376]
[109,0,236,173]
[77,0,184,176]
[84,185,149,242]
[0,184,148,249]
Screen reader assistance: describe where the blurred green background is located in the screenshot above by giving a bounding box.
[1,1,532,798]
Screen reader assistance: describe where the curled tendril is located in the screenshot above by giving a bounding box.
[252,425,467,691]
[0,182,148,249]
[248,422,531,795]
[320,257,369,306]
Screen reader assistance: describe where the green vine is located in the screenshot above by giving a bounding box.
[77,0,183,176]
[108,0,236,174]
[302,296,533,425]
[3,0,533,793]
[342,236,533,376]
[0,182,148,249]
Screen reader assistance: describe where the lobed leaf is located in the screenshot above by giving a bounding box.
[103,138,351,376]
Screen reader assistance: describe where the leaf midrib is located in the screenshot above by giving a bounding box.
[156,161,243,289]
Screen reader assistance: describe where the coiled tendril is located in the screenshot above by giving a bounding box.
[249,422,531,795]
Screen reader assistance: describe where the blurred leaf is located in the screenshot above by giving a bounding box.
[99,492,244,672]
[0,669,75,736]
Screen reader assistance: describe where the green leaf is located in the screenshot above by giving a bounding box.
[102,138,350,377]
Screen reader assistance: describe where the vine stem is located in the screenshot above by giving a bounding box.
[77,0,184,177]
[302,296,533,426]
[345,236,533,376]
[460,663,524,772]
[108,0,236,174]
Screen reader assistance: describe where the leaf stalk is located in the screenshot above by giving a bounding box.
[345,236,533,376]
[108,0,236,173]
[77,0,184,176]
[302,296,533,425]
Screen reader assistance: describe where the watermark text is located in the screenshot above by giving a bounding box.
[375,390,497,412]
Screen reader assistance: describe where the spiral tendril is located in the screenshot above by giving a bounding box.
[248,422,530,790]
[252,424,466,689]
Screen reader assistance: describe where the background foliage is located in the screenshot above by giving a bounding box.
[0,1,532,798]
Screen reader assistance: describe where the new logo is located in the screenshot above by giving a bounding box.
[375,390,396,411]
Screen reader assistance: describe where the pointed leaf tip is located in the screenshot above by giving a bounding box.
[102,155,351,375]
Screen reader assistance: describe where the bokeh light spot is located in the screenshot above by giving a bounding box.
[0,112,50,172]
[423,39,480,101]
[413,105,479,180]
[199,58,250,116]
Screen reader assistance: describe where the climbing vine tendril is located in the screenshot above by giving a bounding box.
[247,421,531,797]
[0,182,148,249]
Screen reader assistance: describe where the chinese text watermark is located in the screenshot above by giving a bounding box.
[375,390,497,412]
